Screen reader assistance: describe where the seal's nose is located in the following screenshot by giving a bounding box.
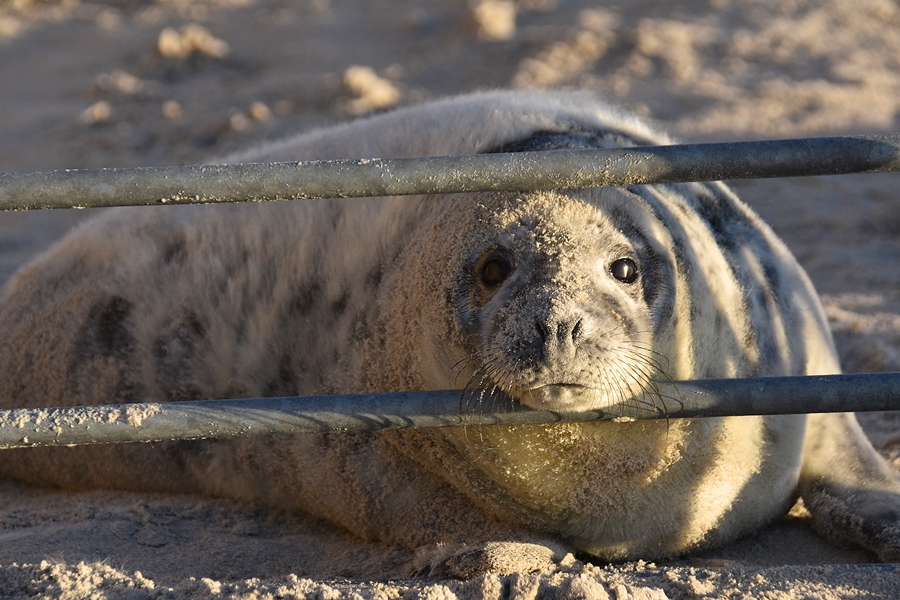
[535,315,584,359]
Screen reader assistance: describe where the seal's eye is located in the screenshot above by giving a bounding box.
[610,258,639,284]
[478,255,512,287]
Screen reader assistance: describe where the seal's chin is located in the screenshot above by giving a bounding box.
[520,384,598,412]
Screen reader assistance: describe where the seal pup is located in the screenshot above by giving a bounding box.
[0,90,899,574]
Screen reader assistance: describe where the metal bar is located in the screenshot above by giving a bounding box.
[1,372,900,449]
[0,135,898,211]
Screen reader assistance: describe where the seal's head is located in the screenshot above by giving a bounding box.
[452,188,668,413]
[373,186,676,417]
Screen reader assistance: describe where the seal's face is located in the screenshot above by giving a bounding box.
[452,188,671,413]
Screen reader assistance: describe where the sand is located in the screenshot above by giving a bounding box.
[1,0,900,597]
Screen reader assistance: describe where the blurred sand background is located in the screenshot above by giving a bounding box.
[1,0,900,597]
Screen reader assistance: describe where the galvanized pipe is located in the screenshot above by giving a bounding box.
[1,135,899,211]
[1,372,900,448]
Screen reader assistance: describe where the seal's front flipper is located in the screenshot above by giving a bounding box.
[410,540,570,579]
[800,411,900,561]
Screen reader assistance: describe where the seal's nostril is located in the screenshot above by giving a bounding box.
[535,317,549,342]
[555,318,582,346]
[571,318,584,343]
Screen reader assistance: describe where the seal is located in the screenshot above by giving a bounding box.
[1,90,899,574]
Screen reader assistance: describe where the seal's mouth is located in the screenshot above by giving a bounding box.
[520,383,596,412]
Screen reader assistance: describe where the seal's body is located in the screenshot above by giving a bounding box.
[1,91,899,570]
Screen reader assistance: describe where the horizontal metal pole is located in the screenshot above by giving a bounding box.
[1,372,900,448]
[0,135,898,211]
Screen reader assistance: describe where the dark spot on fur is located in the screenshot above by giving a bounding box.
[68,296,140,402]
[162,235,188,265]
[484,127,656,154]
[747,259,784,371]
[639,254,674,324]
[79,296,134,359]
[697,203,733,249]
[692,184,748,252]
[761,259,783,300]
[265,352,299,397]
[185,311,206,338]
[154,310,209,401]
[331,289,351,316]
[290,281,322,315]
[366,264,384,288]
[668,232,690,278]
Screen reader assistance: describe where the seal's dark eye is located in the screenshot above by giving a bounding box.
[479,256,512,287]
[610,258,639,284]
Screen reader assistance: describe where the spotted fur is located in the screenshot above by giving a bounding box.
[0,90,899,572]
